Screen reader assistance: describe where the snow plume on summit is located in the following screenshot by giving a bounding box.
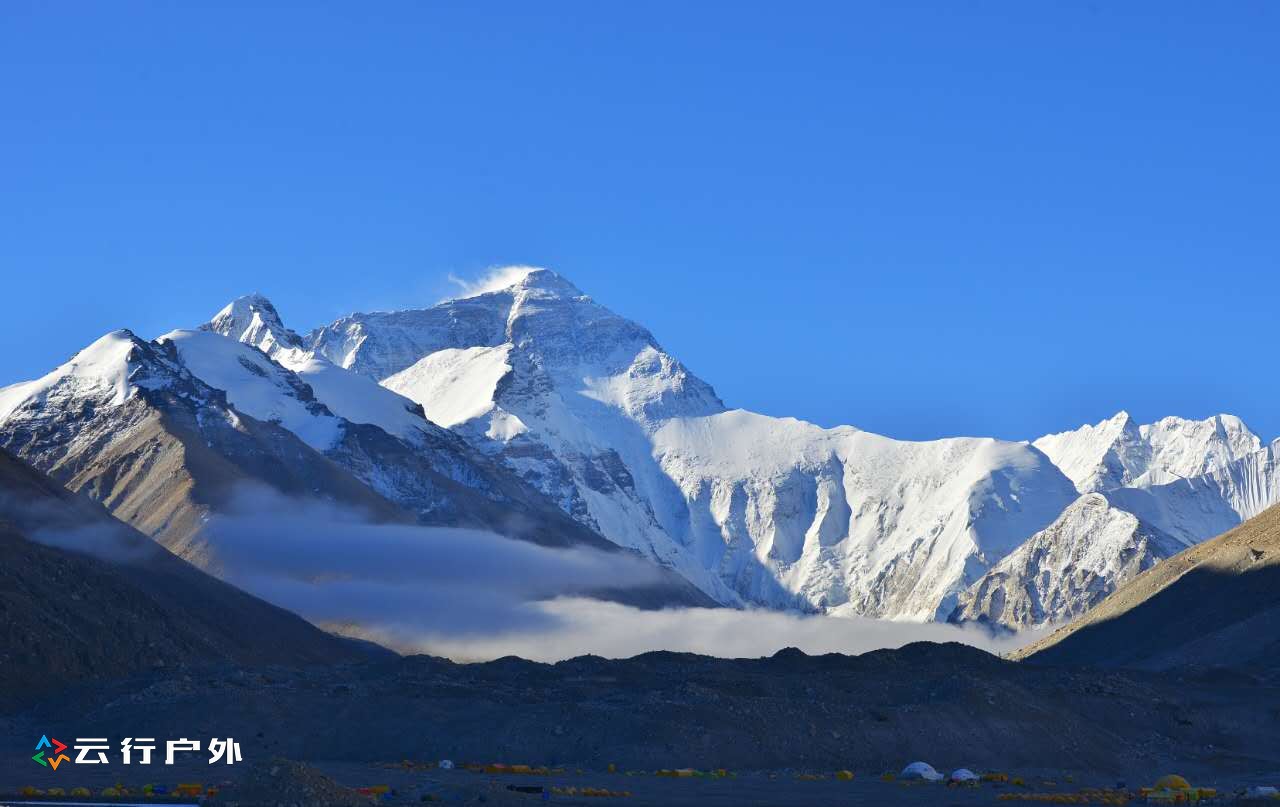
[444,265,543,301]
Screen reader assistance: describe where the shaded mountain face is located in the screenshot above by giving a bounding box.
[156,328,629,552]
[1017,503,1280,670]
[0,448,381,699]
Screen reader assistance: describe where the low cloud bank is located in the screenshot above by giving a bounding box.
[30,522,158,564]
[200,490,664,637]
[3,492,158,564]
[351,598,1045,662]
[197,489,1045,662]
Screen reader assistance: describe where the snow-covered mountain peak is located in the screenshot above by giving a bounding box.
[203,293,303,357]
[503,266,584,300]
[0,329,189,423]
[1031,411,1148,493]
[310,270,725,428]
[6,269,1277,628]
[1034,411,1264,493]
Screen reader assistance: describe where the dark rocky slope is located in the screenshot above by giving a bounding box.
[0,448,385,701]
[5,641,1279,782]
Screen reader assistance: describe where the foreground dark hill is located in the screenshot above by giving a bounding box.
[0,448,382,700]
[1018,504,1280,670]
[6,641,1279,786]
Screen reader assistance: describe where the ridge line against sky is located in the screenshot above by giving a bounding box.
[2,2,1277,442]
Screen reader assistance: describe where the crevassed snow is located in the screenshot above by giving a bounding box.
[159,330,343,451]
[382,344,514,429]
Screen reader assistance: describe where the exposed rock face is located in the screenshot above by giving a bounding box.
[950,493,1183,630]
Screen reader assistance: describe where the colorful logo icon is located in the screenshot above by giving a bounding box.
[32,736,70,770]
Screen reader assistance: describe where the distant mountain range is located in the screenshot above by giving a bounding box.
[2,267,1275,630]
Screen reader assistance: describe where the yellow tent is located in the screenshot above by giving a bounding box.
[1154,774,1189,791]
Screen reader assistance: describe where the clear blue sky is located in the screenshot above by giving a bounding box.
[3,2,1277,442]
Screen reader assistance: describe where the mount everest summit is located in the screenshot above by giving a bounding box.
[2,267,1275,630]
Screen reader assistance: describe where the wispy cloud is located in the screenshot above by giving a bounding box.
[198,488,665,638]
[3,492,158,565]
[443,265,540,301]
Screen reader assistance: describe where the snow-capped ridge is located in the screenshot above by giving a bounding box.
[0,329,190,423]
[159,329,344,451]
[1135,413,1262,486]
[1034,411,1263,493]
[201,299,439,445]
